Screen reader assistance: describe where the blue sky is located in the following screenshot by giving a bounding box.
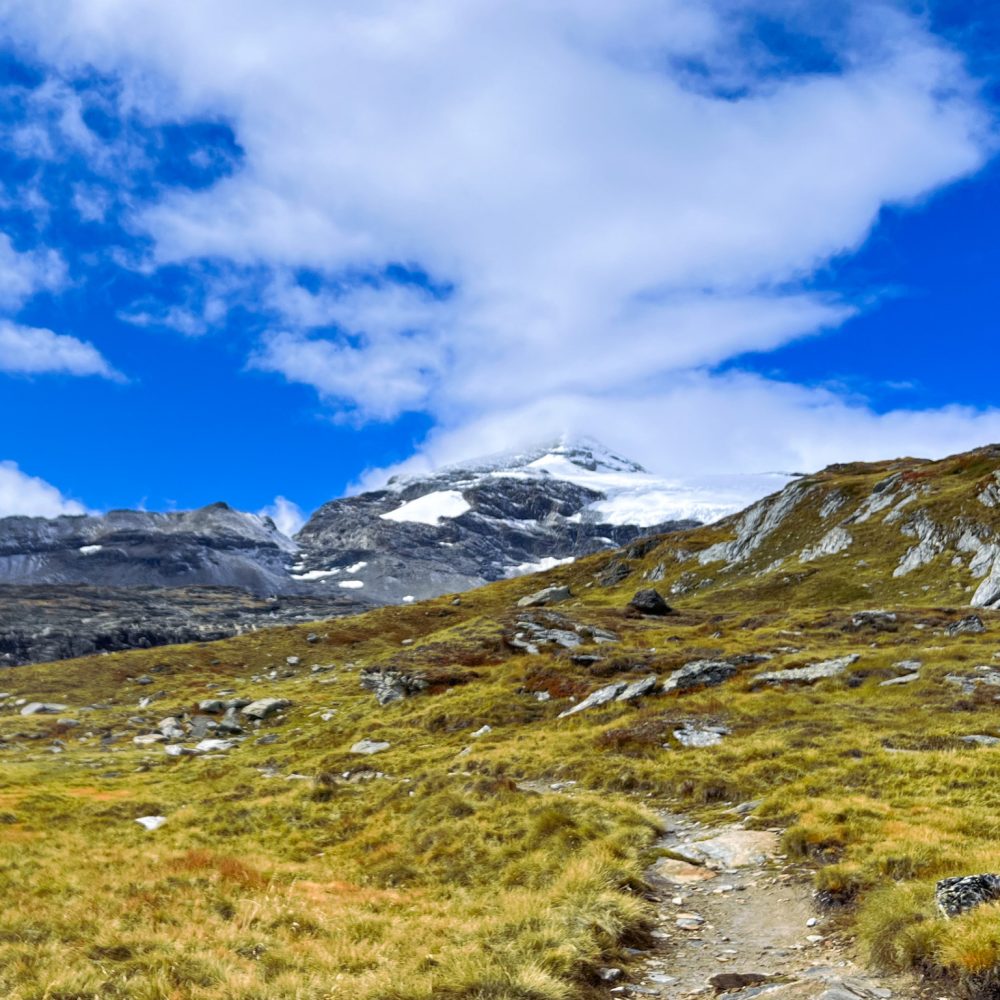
[0,1,999,527]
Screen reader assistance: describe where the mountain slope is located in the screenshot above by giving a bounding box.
[3,445,1000,997]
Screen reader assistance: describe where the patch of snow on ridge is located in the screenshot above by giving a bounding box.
[507,555,575,577]
[380,490,471,526]
[78,545,103,555]
[291,568,337,581]
[338,580,365,589]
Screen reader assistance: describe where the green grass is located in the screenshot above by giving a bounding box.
[5,446,1000,996]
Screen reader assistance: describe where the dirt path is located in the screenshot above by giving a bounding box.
[609,808,934,1000]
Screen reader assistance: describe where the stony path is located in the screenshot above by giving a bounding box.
[606,809,933,1000]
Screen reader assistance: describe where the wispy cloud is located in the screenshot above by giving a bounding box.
[0,319,122,379]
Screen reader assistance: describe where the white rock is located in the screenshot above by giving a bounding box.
[135,816,166,831]
[351,739,391,755]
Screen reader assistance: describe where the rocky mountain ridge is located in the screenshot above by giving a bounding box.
[0,440,783,664]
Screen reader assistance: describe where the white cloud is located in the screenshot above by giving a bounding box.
[0,233,65,308]
[3,1,997,474]
[258,495,306,537]
[354,372,1000,490]
[0,460,87,517]
[0,319,121,378]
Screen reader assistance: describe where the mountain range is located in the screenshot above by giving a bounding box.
[0,440,787,664]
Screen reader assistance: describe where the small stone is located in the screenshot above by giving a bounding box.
[471,725,492,738]
[286,656,300,666]
[133,733,168,746]
[198,699,226,714]
[351,739,390,755]
[598,968,622,982]
[134,815,166,831]
[306,633,319,643]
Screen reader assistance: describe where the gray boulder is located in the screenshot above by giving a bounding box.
[948,615,986,637]
[558,682,627,718]
[198,699,226,714]
[627,589,672,616]
[20,702,68,716]
[674,724,729,747]
[616,675,659,702]
[754,654,859,686]
[937,874,1000,917]
[664,660,736,693]
[360,670,428,706]
[241,698,291,720]
[350,738,390,755]
[517,585,572,608]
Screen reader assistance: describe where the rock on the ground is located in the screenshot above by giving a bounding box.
[754,654,859,686]
[628,588,672,615]
[360,669,428,706]
[674,723,729,747]
[653,857,717,885]
[134,815,166,831]
[947,615,986,636]
[664,659,737,693]
[20,702,68,715]
[241,698,291,720]
[674,829,781,869]
[936,873,1000,917]
[616,674,659,702]
[557,682,627,718]
[350,738,391,755]
[517,585,572,608]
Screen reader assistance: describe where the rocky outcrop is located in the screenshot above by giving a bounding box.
[0,503,297,594]
[0,584,366,667]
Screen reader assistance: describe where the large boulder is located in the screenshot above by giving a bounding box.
[627,589,672,616]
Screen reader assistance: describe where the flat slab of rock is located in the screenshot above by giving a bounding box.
[879,672,919,687]
[653,857,717,885]
[517,585,571,608]
[558,682,627,718]
[754,654,859,686]
[674,724,728,747]
[351,739,390,755]
[674,829,781,869]
[20,702,68,716]
[664,659,737,693]
[616,674,659,702]
[241,698,291,720]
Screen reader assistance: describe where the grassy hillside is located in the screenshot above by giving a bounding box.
[5,447,1000,997]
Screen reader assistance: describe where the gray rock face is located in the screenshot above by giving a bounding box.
[0,585,366,667]
[664,659,737,693]
[0,503,297,594]
[616,675,659,702]
[293,442,697,604]
[20,701,68,715]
